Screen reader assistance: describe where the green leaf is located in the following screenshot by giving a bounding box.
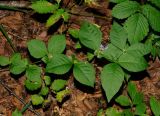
[10,53,21,63]
[44,76,51,86]
[39,86,49,96]
[150,96,160,116]
[127,82,137,101]
[135,103,146,115]
[75,42,82,49]
[122,109,134,116]
[12,109,22,116]
[10,58,28,75]
[25,79,42,91]
[142,4,160,32]
[0,56,10,66]
[31,1,58,14]
[105,107,122,116]
[26,65,41,81]
[27,39,47,59]
[115,95,131,106]
[56,89,70,102]
[118,53,148,72]
[133,92,144,105]
[73,62,96,87]
[79,22,102,50]
[124,13,149,44]
[149,0,160,9]
[110,22,127,50]
[46,54,73,74]
[100,63,124,102]
[68,29,79,39]
[48,34,66,55]
[102,44,123,62]
[46,9,64,27]
[112,1,140,19]
[109,0,128,3]
[31,94,44,105]
[51,79,67,92]
[126,43,150,57]
[62,11,70,22]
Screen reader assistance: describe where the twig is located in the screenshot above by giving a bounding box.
[0,78,41,116]
[0,24,17,52]
[0,5,28,13]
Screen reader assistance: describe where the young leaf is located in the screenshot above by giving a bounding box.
[0,56,10,66]
[56,89,70,102]
[115,95,131,106]
[48,34,66,55]
[12,109,22,116]
[79,21,102,50]
[110,22,127,50]
[112,1,140,19]
[31,1,58,14]
[73,62,96,87]
[133,92,144,105]
[126,43,150,57]
[118,53,148,72]
[150,0,160,8]
[31,94,44,105]
[26,65,41,81]
[109,0,128,3]
[10,58,28,75]
[27,39,47,59]
[51,79,67,92]
[127,82,137,101]
[124,13,149,44]
[105,107,122,116]
[39,86,49,96]
[142,4,160,32]
[62,11,70,22]
[46,54,73,74]
[46,9,64,27]
[68,29,79,39]
[44,76,51,86]
[102,44,123,62]
[150,96,160,116]
[135,103,146,115]
[25,79,42,91]
[100,63,124,102]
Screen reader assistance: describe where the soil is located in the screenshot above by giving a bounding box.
[0,0,160,116]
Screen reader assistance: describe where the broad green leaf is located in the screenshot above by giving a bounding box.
[79,22,102,50]
[142,4,160,32]
[135,103,146,115]
[10,58,28,75]
[31,1,58,14]
[12,109,22,116]
[48,34,66,55]
[27,39,47,58]
[115,95,131,106]
[68,29,79,39]
[56,89,70,102]
[122,109,134,116]
[25,79,42,91]
[39,86,49,96]
[110,22,127,50]
[105,107,122,116]
[133,92,144,105]
[126,43,150,57]
[100,63,124,102]
[124,13,149,44]
[102,44,123,62]
[118,53,148,72]
[127,82,137,101]
[0,56,10,66]
[109,0,128,3]
[46,9,64,27]
[73,62,96,87]
[44,76,51,86]
[112,1,140,19]
[26,65,41,81]
[31,94,44,105]
[10,53,21,63]
[150,97,160,116]
[51,79,67,92]
[150,0,160,8]
[46,54,73,74]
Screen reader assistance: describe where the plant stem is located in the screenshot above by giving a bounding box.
[0,24,17,52]
[20,101,32,113]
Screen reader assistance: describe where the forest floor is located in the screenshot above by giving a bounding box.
[0,0,160,116]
